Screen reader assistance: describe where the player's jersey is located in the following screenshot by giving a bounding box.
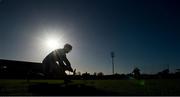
[42,49,66,65]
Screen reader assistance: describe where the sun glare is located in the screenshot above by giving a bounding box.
[38,28,67,51]
[45,38,63,50]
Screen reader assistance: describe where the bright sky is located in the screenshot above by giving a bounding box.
[0,0,180,74]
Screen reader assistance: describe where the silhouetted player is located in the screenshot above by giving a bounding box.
[42,44,74,83]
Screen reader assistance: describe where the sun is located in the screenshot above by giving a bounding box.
[45,38,63,50]
[46,38,59,49]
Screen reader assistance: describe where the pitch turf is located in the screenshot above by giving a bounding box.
[0,79,180,95]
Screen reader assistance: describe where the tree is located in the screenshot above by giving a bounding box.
[97,72,104,76]
[82,72,91,79]
[132,67,141,79]
[77,71,81,75]
[93,72,97,76]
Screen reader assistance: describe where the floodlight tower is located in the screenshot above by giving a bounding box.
[111,52,115,75]
[167,64,169,70]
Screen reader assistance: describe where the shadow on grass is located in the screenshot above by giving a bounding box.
[28,83,118,96]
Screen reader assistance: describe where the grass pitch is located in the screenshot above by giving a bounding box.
[0,79,180,95]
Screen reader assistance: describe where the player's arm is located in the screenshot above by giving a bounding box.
[62,56,73,72]
[63,56,71,67]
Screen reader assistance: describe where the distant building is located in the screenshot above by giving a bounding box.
[176,69,180,74]
[0,59,43,79]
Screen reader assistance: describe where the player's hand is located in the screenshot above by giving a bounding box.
[67,66,73,72]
